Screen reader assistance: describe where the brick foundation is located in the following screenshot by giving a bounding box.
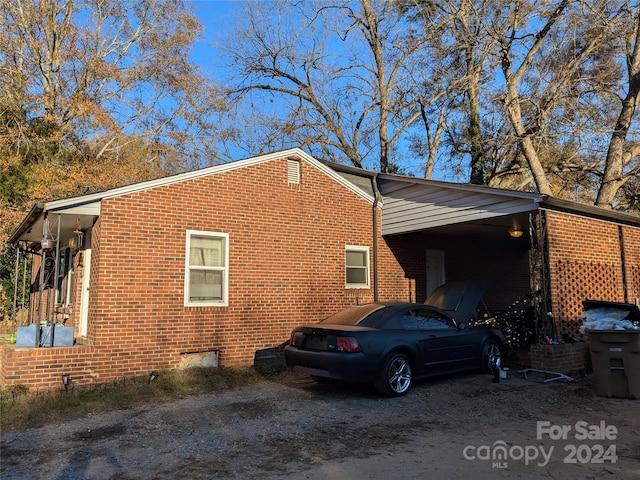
[529,342,589,374]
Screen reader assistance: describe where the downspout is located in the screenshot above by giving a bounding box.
[371,174,382,302]
[619,226,628,303]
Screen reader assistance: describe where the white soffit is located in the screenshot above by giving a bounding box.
[380,182,541,235]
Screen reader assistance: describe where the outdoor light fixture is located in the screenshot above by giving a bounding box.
[508,228,524,238]
[74,217,84,249]
[149,371,159,383]
[41,238,55,251]
[74,230,84,249]
[61,373,71,392]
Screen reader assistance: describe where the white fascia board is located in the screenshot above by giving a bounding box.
[378,174,545,203]
[294,150,376,204]
[48,202,101,216]
[44,148,374,210]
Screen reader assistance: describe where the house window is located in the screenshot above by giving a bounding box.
[345,246,370,288]
[185,231,229,306]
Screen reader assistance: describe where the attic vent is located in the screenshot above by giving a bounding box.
[287,159,300,184]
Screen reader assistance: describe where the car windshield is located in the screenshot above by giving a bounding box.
[320,304,386,325]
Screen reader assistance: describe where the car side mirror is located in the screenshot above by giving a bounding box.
[457,322,466,330]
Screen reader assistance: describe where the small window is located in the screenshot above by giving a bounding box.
[185,231,229,306]
[345,245,370,288]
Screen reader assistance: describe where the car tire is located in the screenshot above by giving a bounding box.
[481,338,501,373]
[374,352,413,397]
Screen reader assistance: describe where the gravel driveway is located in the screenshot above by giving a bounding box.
[1,370,638,479]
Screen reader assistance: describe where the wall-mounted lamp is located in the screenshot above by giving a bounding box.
[74,217,84,249]
[41,238,55,251]
[74,230,84,249]
[149,371,159,383]
[508,228,524,238]
[61,373,71,392]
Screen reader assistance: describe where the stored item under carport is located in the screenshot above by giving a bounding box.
[588,330,640,399]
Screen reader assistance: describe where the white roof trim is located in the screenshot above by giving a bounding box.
[378,173,546,202]
[44,148,374,211]
[49,202,101,216]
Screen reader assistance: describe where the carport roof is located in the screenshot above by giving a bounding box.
[325,162,640,236]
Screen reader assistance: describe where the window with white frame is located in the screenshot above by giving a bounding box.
[345,245,370,288]
[185,231,228,306]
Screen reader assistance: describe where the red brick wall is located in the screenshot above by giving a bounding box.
[545,210,640,337]
[0,345,95,390]
[5,165,638,391]
[530,343,589,374]
[1,155,409,389]
[622,225,640,304]
[92,156,398,374]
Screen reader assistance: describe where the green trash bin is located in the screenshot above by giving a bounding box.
[588,330,640,399]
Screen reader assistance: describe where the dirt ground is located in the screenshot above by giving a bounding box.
[1,365,638,480]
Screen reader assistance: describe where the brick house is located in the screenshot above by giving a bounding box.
[3,148,640,389]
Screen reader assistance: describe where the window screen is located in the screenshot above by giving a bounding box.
[185,231,228,305]
[345,246,370,288]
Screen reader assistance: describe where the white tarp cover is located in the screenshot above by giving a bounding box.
[581,307,639,333]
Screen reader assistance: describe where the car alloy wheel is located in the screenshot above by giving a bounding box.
[375,352,412,396]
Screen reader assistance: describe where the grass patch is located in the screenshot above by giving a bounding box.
[0,365,282,432]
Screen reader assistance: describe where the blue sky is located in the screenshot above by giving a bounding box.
[185,1,458,180]
[189,1,240,75]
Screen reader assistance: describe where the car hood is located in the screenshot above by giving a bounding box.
[425,281,488,324]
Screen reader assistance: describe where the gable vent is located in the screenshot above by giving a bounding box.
[287,159,300,184]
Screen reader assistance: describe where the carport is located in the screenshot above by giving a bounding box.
[375,174,548,348]
[328,163,640,350]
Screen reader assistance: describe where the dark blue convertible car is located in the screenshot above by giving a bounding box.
[284,282,505,396]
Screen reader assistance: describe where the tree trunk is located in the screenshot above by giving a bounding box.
[596,12,640,207]
[467,47,484,185]
[502,73,553,195]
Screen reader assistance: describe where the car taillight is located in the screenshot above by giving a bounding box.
[337,336,361,352]
[289,332,298,346]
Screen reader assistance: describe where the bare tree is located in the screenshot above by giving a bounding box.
[436,0,501,184]
[488,0,639,206]
[596,5,640,207]
[402,0,639,208]
[0,0,221,176]
[496,0,574,195]
[218,0,455,173]
[0,0,225,256]
[216,0,639,210]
